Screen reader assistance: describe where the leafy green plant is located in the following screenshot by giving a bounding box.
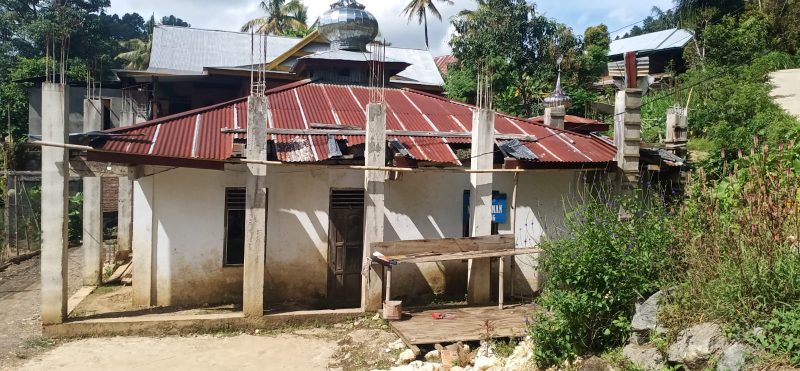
[68,192,82,244]
[751,308,800,365]
[530,190,675,366]
[493,338,518,358]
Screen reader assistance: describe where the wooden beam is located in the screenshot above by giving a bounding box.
[372,235,514,256]
[376,248,540,264]
[222,127,539,142]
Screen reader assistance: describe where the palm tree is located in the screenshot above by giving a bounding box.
[116,38,151,70]
[241,0,308,35]
[402,0,454,49]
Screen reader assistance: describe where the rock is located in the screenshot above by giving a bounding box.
[629,331,648,346]
[630,291,662,344]
[717,343,753,371]
[579,356,613,371]
[450,367,466,371]
[474,355,498,371]
[623,344,666,370]
[445,342,472,366]
[397,349,417,365]
[667,323,727,369]
[387,339,407,353]
[502,340,534,371]
[425,350,440,362]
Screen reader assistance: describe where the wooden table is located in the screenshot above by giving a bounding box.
[370,247,540,309]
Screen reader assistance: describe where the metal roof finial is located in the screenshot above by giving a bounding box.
[544,55,572,109]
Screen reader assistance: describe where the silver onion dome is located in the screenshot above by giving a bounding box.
[317,0,379,51]
[544,56,572,108]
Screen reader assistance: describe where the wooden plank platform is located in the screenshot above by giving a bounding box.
[389,305,534,347]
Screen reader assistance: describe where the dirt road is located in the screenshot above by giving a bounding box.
[0,247,83,369]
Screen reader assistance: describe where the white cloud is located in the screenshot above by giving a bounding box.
[108,0,674,56]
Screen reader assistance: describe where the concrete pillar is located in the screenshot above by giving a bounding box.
[467,108,495,305]
[665,106,688,159]
[117,169,133,253]
[243,95,268,317]
[362,103,387,312]
[132,170,156,307]
[40,83,69,325]
[544,106,566,130]
[82,99,104,286]
[615,89,642,184]
[116,110,139,253]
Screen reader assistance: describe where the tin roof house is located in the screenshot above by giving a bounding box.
[38,0,639,331]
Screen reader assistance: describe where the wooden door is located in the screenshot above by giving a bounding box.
[327,190,365,308]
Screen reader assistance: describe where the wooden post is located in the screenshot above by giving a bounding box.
[385,265,392,302]
[498,256,504,309]
[510,172,518,300]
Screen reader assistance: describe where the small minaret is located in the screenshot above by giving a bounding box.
[543,57,570,130]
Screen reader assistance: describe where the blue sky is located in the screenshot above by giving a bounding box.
[108,0,674,56]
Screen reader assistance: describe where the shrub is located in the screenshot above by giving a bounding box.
[663,140,800,331]
[530,191,675,366]
[751,307,800,365]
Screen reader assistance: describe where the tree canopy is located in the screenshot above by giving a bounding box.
[241,0,309,36]
[446,0,607,118]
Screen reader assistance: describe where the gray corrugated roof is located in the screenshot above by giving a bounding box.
[147,25,444,86]
[609,28,693,56]
[297,50,403,63]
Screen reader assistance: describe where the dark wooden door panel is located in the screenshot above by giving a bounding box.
[327,190,365,308]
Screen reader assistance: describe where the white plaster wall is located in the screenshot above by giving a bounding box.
[132,165,582,307]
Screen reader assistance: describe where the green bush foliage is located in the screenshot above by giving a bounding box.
[663,141,800,332]
[751,307,800,365]
[530,191,675,366]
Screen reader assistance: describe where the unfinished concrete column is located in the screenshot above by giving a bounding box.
[82,99,104,286]
[543,106,566,130]
[116,111,138,253]
[40,83,69,325]
[362,103,387,312]
[467,108,495,305]
[243,95,268,317]
[116,167,133,253]
[132,168,156,307]
[665,106,688,159]
[615,89,642,184]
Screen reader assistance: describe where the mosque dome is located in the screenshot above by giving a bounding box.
[317,0,379,51]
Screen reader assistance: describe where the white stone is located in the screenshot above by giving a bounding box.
[717,343,753,371]
[473,356,498,371]
[424,350,440,362]
[502,341,534,371]
[623,344,666,370]
[667,323,727,368]
[397,349,416,364]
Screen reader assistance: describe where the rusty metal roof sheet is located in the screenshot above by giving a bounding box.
[99,80,616,167]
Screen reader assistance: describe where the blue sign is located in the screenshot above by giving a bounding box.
[492,192,507,224]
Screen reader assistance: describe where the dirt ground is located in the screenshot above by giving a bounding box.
[15,334,337,371]
[0,246,402,371]
[11,319,399,371]
[0,247,83,370]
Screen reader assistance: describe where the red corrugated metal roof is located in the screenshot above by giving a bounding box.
[434,55,457,75]
[528,114,610,134]
[98,80,616,167]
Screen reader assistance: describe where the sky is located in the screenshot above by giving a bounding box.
[107,0,674,56]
